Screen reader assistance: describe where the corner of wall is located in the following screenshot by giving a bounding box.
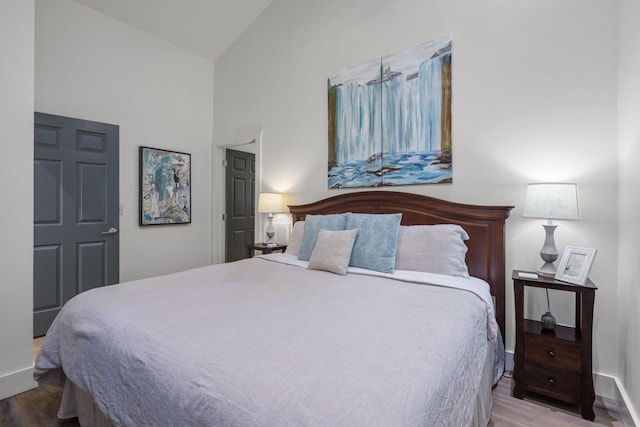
[0,0,35,401]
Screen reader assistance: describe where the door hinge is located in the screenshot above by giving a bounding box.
[222,213,226,220]
[223,159,228,167]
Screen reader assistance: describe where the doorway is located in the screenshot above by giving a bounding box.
[225,148,256,262]
[33,112,119,336]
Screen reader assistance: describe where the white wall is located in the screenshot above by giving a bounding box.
[214,0,620,396]
[617,0,640,421]
[35,0,214,282]
[0,0,36,401]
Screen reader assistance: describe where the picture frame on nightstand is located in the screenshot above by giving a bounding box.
[554,246,597,286]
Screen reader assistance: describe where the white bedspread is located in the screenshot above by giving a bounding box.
[35,254,500,427]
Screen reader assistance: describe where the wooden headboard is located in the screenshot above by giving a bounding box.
[288,191,513,338]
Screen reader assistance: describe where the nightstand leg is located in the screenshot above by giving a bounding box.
[581,400,595,421]
[580,290,596,420]
[512,280,525,399]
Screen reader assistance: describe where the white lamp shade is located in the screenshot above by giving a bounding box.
[523,183,579,220]
[257,192,283,213]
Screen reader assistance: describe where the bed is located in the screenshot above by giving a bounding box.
[34,191,513,427]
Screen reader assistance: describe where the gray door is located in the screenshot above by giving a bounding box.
[34,112,119,337]
[225,149,255,262]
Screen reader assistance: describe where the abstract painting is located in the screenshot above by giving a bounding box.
[327,36,452,188]
[139,146,191,225]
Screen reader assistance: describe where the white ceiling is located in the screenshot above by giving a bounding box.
[72,0,275,61]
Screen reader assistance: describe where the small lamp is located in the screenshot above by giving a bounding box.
[257,192,283,247]
[523,183,580,277]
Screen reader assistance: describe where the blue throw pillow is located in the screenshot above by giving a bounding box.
[345,213,402,273]
[297,213,348,261]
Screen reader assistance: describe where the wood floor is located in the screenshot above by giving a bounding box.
[0,339,627,427]
[491,373,626,427]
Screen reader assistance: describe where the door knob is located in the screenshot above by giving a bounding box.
[101,227,118,235]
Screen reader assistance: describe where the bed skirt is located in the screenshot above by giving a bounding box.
[57,346,497,427]
[58,380,113,427]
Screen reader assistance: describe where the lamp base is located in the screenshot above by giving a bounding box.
[537,262,557,277]
[265,215,276,247]
[537,223,559,277]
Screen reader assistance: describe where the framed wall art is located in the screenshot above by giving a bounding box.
[139,146,191,226]
[554,246,597,285]
[327,35,452,188]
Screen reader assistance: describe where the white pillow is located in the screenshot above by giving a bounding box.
[285,221,305,257]
[308,228,358,275]
[395,224,470,278]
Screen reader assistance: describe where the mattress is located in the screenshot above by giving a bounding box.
[35,254,503,426]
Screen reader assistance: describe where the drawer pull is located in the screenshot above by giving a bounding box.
[548,350,556,359]
[548,377,556,386]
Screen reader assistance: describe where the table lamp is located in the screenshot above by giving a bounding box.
[257,192,283,247]
[523,183,579,277]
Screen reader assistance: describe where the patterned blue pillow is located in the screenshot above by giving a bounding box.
[345,213,402,273]
[297,214,348,261]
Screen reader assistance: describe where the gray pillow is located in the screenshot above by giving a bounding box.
[285,221,305,257]
[345,213,402,273]
[308,229,358,275]
[297,214,348,261]
[395,224,470,278]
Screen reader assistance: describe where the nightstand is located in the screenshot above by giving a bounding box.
[512,270,597,420]
[246,243,287,258]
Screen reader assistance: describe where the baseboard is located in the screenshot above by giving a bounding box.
[594,372,618,401]
[611,375,639,427]
[0,365,36,401]
[505,350,638,426]
[505,350,514,372]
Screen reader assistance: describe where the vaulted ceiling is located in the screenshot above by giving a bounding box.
[73,0,275,60]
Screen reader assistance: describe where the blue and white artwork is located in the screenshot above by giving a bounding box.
[327,36,452,188]
[140,146,191,225]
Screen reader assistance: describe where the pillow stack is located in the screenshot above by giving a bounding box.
[286,213,471,278]
[291,212,402,275]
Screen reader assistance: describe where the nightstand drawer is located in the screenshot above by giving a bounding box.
[524,333,581,372]
[524,364,580,403]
